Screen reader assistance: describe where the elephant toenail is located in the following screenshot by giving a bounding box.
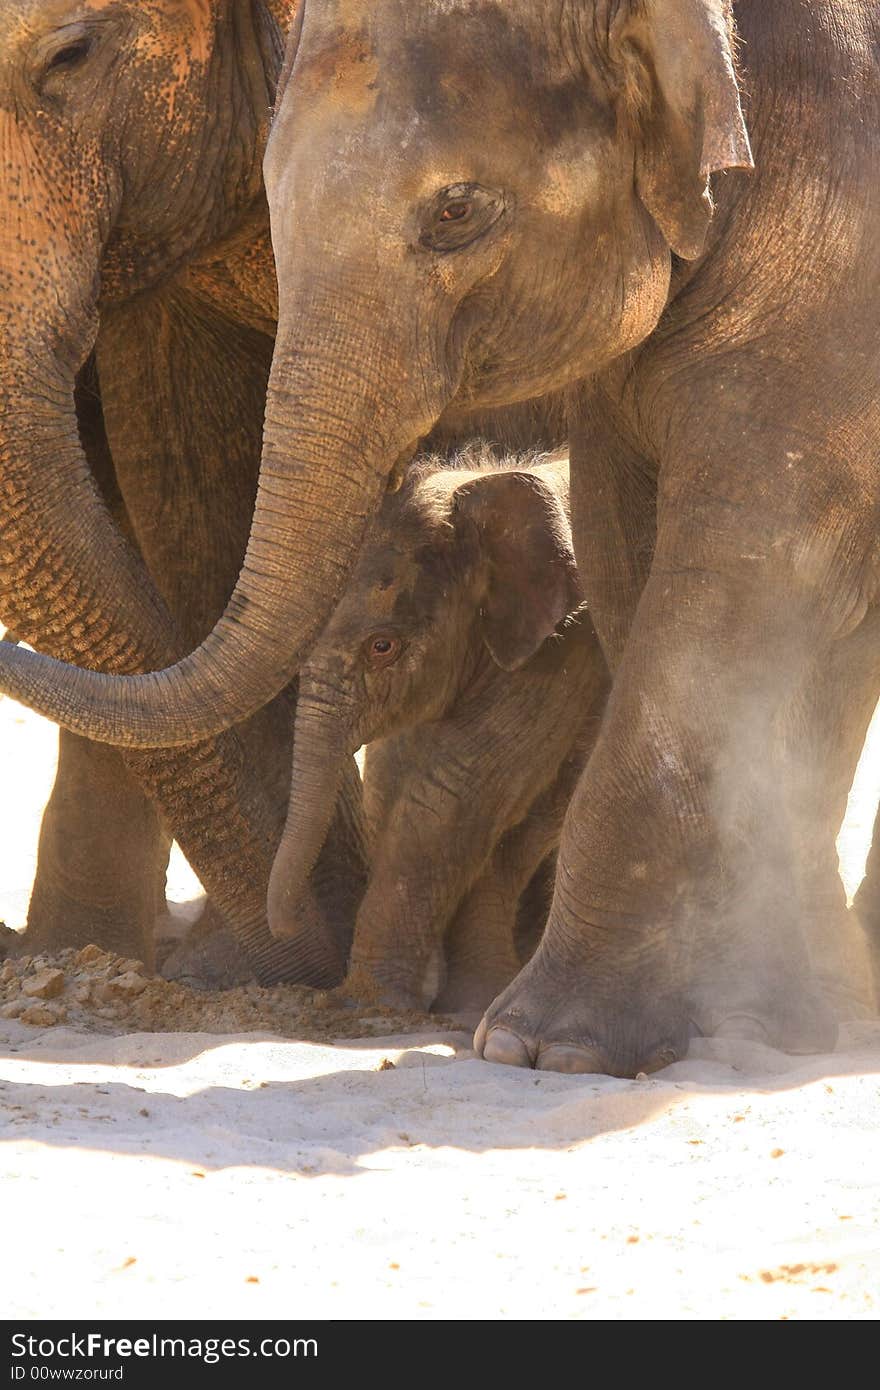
[643,1046,679,1074]
[713,1014,771,1043]
[536,1044,607,1075]
[481,1027,534,1068]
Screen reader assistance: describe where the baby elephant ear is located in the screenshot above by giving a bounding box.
[453,467,581,673]
[612,0,753,259]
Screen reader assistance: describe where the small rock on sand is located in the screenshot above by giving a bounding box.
[21,969,65,1000]
[19,1003,65,1026]
[110,972,148,997]
[75,945,108,968]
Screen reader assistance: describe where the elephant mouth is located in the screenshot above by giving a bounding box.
[386,440,424,494]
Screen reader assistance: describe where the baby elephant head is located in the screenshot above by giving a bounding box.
[268,448,582,938]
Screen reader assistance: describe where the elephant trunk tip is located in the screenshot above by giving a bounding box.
[266,872,307,942]
[266,875,347,982]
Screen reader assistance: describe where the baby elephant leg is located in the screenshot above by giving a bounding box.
[434,866,525,1023]
[25,730,168,969]
[514,854,557,965]
[436,754,584,1022]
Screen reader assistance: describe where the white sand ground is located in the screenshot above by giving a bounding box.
[1,693,879,1321]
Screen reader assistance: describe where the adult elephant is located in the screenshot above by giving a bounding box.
[0,0,878,1072]
[0,0,367,983]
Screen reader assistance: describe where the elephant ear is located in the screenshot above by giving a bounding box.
[452,464,581,673]
[611,0,753,259]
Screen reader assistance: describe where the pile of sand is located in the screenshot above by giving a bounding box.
[0,943,440,1042]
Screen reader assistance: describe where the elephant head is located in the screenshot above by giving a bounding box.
[268,446,581,936]
[0,0,290,670]
[0,0,751,740]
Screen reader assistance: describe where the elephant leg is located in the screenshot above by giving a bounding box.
[350,720,535,1011]
[308,752,369,971]
[433,870,524,1025]
[855,800,880,989]
[784,605,880,1018]
[158,899,253,990]
[514,855,557,965]
[23,364,170,966]
[344,812,494,1011]
[436,751,585,1021]
[25,730,169,968]
[477,381,869,1075]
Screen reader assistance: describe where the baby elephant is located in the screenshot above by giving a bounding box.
[270,447,610,1017]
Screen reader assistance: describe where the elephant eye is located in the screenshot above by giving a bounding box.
[38,27,95,90]
[440,200,472,223]
[420,183,508,253]
[365,634,403,669]
[47,39,92,72]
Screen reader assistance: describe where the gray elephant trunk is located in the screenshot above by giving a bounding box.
[0,337,174,673]
[268,677,356,944]
[0,285,428,746]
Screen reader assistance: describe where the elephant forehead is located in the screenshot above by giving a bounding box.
[294,30,379,116]
[3,0,209,26]
[3,0,107,24]
[355,545,416,608]
[294,0,592,158]
[333,537,438,625]
[1,0,91,43]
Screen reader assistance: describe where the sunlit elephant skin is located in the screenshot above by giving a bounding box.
[0,0,367,981]
[855,786,880,994]
[268,447,609,1017]
[0,1,877,1067]
[780,611,880,1024]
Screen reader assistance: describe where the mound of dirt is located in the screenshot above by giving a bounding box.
[0,943,442,1042]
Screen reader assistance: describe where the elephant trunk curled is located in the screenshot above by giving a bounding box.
[0,278,425,745]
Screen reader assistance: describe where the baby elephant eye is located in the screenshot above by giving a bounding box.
[420,183,507,253]
[365,634,402,669]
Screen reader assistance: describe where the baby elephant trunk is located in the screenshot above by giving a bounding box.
[268,677,357,957]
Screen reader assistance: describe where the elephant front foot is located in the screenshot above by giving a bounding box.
[475,912,840,1076]
[474,939,688,1077]
[23,893,154,971]
[690,969,838,1055]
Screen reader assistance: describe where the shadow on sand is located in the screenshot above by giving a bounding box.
[1,1020,879,1178]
